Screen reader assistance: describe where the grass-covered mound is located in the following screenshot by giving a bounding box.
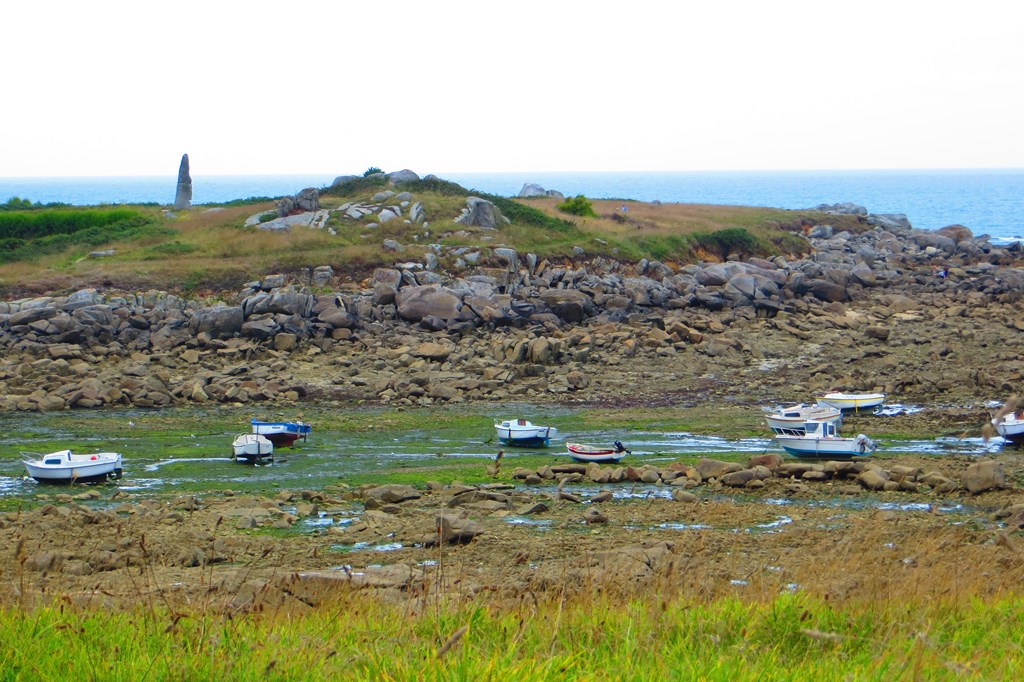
[0,176,868,296]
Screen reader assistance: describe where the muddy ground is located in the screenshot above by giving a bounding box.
[3,445,1023,613]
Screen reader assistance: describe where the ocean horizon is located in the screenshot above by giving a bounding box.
[2,168,1022,243]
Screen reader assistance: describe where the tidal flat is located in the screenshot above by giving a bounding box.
[2,403,1023,680]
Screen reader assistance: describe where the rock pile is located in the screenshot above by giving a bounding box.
[506,456,1007,496]
[3,198,1024,411]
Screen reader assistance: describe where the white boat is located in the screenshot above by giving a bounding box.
[232,434,274,461]
[992,412,1024,445]
[494,419,558,448]
[22,449,123,483]
[815,392,885,412]
[775,420,876,459]
[566,441,630,463]
[765,404,842,435]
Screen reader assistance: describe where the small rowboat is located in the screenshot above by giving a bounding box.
[251,419,311,447]
[232,434,274,462]
[815,392,885,412]
[495,419,557,448]
[22,449,123,484]
[566,441,630,463]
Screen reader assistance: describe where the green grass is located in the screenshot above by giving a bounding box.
[1,593,1020,680]
[0,177,845,294]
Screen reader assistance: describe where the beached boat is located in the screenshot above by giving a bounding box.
[232,434,274,461]
[774,420,876,459]
[815,392,885,412]
[22,449,123,483]
[765,404,842,435]
[250,419,311,447]
[494,419,557,447]
[992,412,1024,444]
[566,441,630,463]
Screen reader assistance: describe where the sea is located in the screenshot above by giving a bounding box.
[2,168,1022,243]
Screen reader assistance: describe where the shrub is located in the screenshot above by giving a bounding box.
[693,227,760,259]
[0,208,141,240]
[557,195,597,217]
[322,175,388,198]
[218,196,275,207]
[488,195,576,232]
[1,197,70,211]
[0,211,164,264]
[363,166,383,177]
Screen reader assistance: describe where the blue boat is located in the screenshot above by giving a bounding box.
[251,419,311,447]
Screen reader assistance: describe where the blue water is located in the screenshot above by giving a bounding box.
[2,169,1022,242]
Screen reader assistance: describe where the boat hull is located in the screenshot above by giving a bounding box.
[775,436,874,460]
[23,450,123,484]
[495,420,557,448]
[232,434,274,461]
[251,420,310,447]
[497,433,552,448]
[566,443,628,463]
[994,418,1024,444]
[815,393,885,412]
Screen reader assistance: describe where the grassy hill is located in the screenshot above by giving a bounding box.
[0,177,867,298]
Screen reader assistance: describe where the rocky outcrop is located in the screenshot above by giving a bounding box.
[455,197,505,229]
[518,183,565,200]
[3,202,1024,411]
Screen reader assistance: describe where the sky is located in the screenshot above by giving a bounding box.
[3,0,1023,177]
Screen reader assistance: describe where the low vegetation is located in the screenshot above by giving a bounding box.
[557,194,597,217]
[1,591,1020,679]
[0,177,867,296]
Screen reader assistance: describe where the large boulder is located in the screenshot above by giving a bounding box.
[518,183,548,198]
[387,169,420,184]
[694,458,743,481]
[294,188,319,212]
[963,460,1005,494]
[455,197,503,229]
[395,285,462,321]
[807,279,849,303]
[935,224,973,243]
[191,306,243,339]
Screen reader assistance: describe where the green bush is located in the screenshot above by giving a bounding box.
[322,176,388,198]
[0,212,165,264]
[0,208,141,240]
[693,227,760,258]
[142,241,199,260]
[557,195,597,217]
[401,178,471,197]
[218,196,275,207]
[488,195,576,232]
[1,197,70,211]
[363,166,383,177]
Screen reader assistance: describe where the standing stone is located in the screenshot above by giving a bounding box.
[174,154,192,210]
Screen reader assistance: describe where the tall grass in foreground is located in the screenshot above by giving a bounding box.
[1,593,1021,680]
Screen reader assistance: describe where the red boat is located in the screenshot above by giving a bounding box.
[565,441,630,463]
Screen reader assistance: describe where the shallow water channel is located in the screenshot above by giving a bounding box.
[0,407,1004,503]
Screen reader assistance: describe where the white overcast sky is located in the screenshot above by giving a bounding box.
[3,0,1022,176]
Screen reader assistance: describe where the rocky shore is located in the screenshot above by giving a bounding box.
[2,197,1024,415]
[4,449,1022,612]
